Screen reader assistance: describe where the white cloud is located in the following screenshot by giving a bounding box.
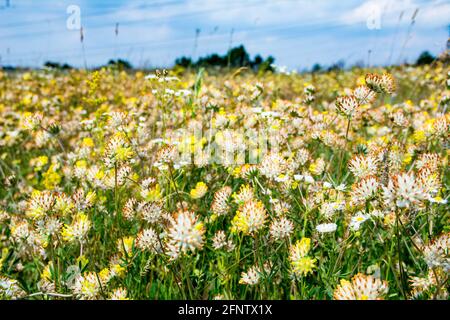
[341,0,450,29]
[194,0,337,27]
[416,2,450,27]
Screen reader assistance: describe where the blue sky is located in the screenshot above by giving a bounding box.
[0,0,449,70]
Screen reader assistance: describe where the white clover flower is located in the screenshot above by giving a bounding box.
[136,228,161,253]
[270,217,294,240]
[348,155,378,180]
[239,266,261,285]
[166,210,205,260]
[382,173,426,208]
[333,273,389,300]
[423,233,450,273]
[316,223,337,233]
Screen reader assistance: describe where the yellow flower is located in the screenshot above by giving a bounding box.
[41,263,53,281]
[94,169,105,180]
[55,196,74,216]
[232,184,254,205]
[111,264,126,278]
[190,182,208,199]
[22,72,32,81]
[105,132,134,164]
[232,166,241,178]
[21,96,32,107]
[26,191,55,220]
[291,256,317,276]
[402,153,413,165]
[75,160,87,169]
[309,158,325,175]
[37,155,49,165]
[289,238,316,276]
[270,121,280,130]
[131,172,139,181]
[194,221,205,232]
[228,114,238,123]
[356,76,365,86]
[78,272,100,298]
[144,184,162,201]
[413,130,426,143]
[62,213,91,242]
[85,191,97,205]
[118,236,134,256]
[81,137,95,148]
[42,165,61,189]
[297,238,311,257]
[98,268,111,284]
[31,155,48,171]
[231,199,267,235]
[115,146,134,162]
[77,255,89,269]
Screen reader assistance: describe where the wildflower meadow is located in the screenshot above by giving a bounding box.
[0,61,449,300]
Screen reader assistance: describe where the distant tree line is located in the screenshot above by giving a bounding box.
[308,51,439,74]
[43,61,73,70]
[174,45,275,72]
[0,50,441,72]
[40,59,133,71]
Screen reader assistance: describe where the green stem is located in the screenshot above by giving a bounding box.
[395,208,407,298]
[338,118,351,181]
